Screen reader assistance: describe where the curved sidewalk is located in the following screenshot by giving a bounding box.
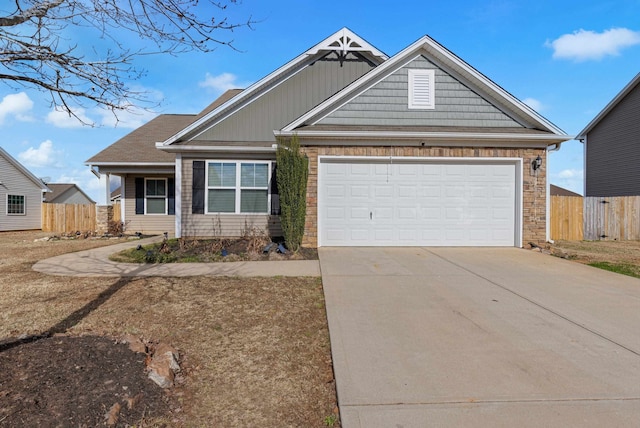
[33,236,321,277]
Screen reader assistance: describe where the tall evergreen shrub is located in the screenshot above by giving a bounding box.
[276,135,308,252]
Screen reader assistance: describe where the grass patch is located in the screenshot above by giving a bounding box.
[588,261,640,279]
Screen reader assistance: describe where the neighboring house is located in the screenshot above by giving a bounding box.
[87,28,570,247]
[550,184,582,197]
[577,72,640,197]
[43,183,95,205]
[0,147,51,231]
[110,187,122,203]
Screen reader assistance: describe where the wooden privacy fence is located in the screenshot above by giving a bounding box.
[113,202,121,223]
[584,196,640,241]
[42,203,96,233]
[550,195,584,241]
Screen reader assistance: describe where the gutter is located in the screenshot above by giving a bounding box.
[155,143,277,153]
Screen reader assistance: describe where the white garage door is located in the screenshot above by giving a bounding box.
[318,158,519,247]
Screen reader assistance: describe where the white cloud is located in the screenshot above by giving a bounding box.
[18,140,65,168]
[54,168,103,203]
[0,92,34,124]
[46,107,94,128]
[199,72,251,93]
[551,168,584,195]
[547,28,640,61]
[522,97,544,112]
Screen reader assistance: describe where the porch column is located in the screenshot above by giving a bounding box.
[175,154,182,238]
[97,172,111,206]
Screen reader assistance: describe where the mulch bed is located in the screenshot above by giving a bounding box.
[0,335,175,427]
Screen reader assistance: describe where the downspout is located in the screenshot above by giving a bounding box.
[545,142,563,243]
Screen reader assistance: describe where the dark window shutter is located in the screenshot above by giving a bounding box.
[167,177,175,215]
[192,161,205,214]
[271,163,280,215]
[135,177,144,215]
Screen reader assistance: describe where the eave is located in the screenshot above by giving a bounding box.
[274,130,573,148]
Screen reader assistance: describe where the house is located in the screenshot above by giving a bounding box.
[577,72,640,197]
[87,28,571,247]
[550,184,582,197]
[43,183,95,205]
[0,147,51,231]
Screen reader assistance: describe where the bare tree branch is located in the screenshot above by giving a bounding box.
[0,0,254,123]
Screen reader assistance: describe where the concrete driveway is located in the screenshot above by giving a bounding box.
[319,247,640,427]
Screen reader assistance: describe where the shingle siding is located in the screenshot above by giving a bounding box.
[196,54,375,142]
[586,83,640,196]
[0,155,43,231]
[318,56,523,128]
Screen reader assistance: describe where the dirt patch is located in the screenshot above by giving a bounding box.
[551,240,640,265]
[0,231,339,427]
[0,335,172,427]
[110,237,318,263]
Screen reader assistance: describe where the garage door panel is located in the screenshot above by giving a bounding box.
[319,159,517,246]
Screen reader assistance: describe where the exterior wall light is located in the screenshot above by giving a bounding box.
[532,155,542,171]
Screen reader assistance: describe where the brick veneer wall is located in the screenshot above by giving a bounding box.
[300,146,547,248]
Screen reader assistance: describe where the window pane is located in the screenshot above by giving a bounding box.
[208,163,236,187]
[241,163,254,187]
[156,180,166,196]
[146,179,166,197]
[146,198,166,214]
[208,189,235,212]
[146,180,156,195]
[241,190,268,213]
[254,164,268,187]
[241,163,268,187]
[7,195,25,214]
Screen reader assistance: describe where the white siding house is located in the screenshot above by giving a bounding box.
[0,147,51,231]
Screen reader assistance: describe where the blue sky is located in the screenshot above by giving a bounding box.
[2,0,639,201]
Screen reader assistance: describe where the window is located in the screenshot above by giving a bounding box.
[408,69,435,109]
[206,161,270,214]
[145,179,167,214]
[7,195,25,215]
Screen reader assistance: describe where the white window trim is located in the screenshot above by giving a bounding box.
[205,160,272,215]
[144,178,168,215]
[7,194,26,216]
[408,69,435,110]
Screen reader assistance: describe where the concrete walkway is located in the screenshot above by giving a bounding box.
[319,247,640,428]
[33,236,321,277]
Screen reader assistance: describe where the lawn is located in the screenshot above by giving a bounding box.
[0,231,338,427]
[552,239,640,279]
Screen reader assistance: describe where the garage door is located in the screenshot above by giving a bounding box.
[318,158,519,246]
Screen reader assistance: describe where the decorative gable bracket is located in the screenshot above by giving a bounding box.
[306,28,388,62]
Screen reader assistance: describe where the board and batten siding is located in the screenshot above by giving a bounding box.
[0,155,44,231]
[586,82,640,197]
[318,55,523,128]
[180,157,282,238]
[195,55,375,142]
[123,175,175,234]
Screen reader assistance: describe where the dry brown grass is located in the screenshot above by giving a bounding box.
[552,239,640,265]
[0,231,338,427]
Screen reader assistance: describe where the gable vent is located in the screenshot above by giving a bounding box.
[408,69,435,109]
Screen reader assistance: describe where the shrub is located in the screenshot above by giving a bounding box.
[276,135,308,252]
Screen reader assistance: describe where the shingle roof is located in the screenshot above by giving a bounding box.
[86,114,195,164]
[550,184,582,197]
[43,183,95,203]
[87,89,244,164]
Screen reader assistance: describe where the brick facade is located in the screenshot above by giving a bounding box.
[300,146,547,248]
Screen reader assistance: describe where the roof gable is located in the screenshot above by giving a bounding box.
[44,183,95,204]
[158,28,387,146]
[577,72,640,140]
[0,147,50,192]
[284,35,568,137]
[316,54,523,128]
